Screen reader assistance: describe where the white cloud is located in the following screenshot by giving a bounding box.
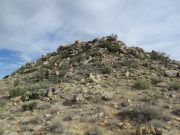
[0,0,180,61]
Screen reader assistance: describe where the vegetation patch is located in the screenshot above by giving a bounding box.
[133,79,151,90]
[150,51,169,61]
[169,81,180,91]
[9,86,27,98]
[49,118,64,134]
[0,122,4,135]
[21,82,49,101]
[115,58,140,69]
[120,106,161,123]
[100,65,112,74]
[22,100,39,111]
[101,41,121,52]
[84,127,102,135]
[172,108,180,116]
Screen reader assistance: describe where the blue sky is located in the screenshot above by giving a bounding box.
[0,0,180,78]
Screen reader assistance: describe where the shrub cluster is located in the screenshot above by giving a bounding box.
[133,79,151,90]
[120,106,161,123]
[150,51,169,61]
[169,81,180,91]
[22,100,39,111]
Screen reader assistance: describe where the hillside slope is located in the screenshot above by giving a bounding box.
[0,35,180,135]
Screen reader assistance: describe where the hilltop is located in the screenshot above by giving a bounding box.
[0,35,179,135]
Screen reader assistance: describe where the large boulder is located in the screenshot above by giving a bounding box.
[164,70,178,77]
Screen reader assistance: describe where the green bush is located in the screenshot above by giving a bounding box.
[49,118,64,134]
[84,127,102,135]
[89,48,102,57]
[100,66,112,74]
[150,51,169,61]
[120,106,161,123]
[21,89,47,101]
[69,55,84,66]
[22,100,39,111]
[172,108,180,116]
[133,79,151,90]
[119,59,139,69]
[9,86,27,98]
[0,100,6,111]
[30,115,43,124]
[101,41,121,52]
[169,82,180,91]
[21,82,49,101]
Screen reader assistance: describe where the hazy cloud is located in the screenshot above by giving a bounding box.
[0,0,180,77]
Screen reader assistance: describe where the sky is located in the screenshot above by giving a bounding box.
[0,0,180,78]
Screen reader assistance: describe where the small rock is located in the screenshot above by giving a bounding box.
[169,93,176,98]
[44,114,53,120]
[89,73,101,83]
[75,40,81,44]
[164,70,178,77]
[136,126,144,135]
[43,61,49,65]
[150,125,156,135]
[121,100,130,107]
[102,92,114,101]
[125,71,130,77]
[164,105,172,109]
[74,93,84,103]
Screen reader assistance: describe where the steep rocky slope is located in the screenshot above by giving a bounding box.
[0,35,180,135]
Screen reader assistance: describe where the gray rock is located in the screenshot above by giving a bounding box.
[102,92,114,101]
[164,70,178,77]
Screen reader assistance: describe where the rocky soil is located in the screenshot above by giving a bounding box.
[0,35,179,135]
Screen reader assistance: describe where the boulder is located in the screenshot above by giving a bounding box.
[102,92,114,101]
[164,70,178,77]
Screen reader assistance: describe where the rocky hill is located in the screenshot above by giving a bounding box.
[0,35,179,135]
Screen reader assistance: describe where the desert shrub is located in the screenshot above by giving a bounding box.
[151,76,163,85]
[37,102,51,110]
[84,127,102,135]
[36,68,48,81]
[49,118,64,134]
[13,79,21,87]
[150,120,164,128]
[65,131,76,135]
[100,40,121,52]
[118,59,140,69]
[20,125,33,132]
[9,86,27,98]
[30,115,43,124]
[21,88,47,101]
[23,68,37,74]
[69,55,84,66]
[133,79,151,90]
[60,62,69,71]
[0,122,4,135]
[169,82,180,91]
[100,65,112,74]
[150,51,169,61]
[22,100,39,111]
[0,100,6,110]
[50,105,61,114]
[59,49,70,59]
[89,48,102,57]
[59,70,67,78]
[63,112,73,121]
[21,82,49,101]
[35,59,44,67]
[43,61,54,69]
[172,108,180,116]
[120,106,161,123]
